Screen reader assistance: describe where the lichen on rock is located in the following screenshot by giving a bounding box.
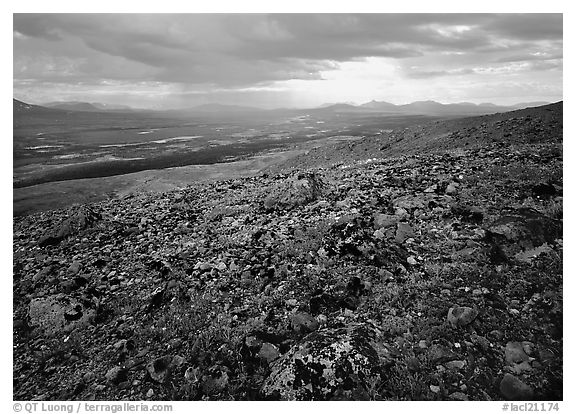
[263,172,327,211]
[261,323,392,400]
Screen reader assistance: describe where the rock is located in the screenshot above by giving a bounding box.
[378,269,394,281]
[505,342,531,365]
[429,385,440,393]
[60,279,78,293]
[373,213,398,229]
[445,360,466,370]
[146,356,177,384]
[500,373,534,400]
[285,299,299,307]
[505,342,533,374]
[489,330,504,341]
[427,344,458,364]
[538,349,555,366]
[447,306,478,328]
[82,372,95,383]
[486,207,562,260]
[373,229,386,239]
[105,367,128,385]
[449,391,468,401]
[113,339,128,350]
[531,361,543,370]
[522,341,535,356]
[172,355,185,367]
[258,342,280,363]
[125,226,140,236]
[201,365,229,396]
[345,276,364,298]
[28,296,95,336]
[472,288,483,296]
[316,314,328,327]
[406,357,421,372]
[168,338,183,350]
[38,205,101,247]
[515,243,553,263]
[445,182,459,195]
[68,261,81,275]
[290,312,319,334]
[33,266,53,283]
[146,388,154,398]
[395,222,415,243]
[522,294,541,312]
[197,262,211,271]
[261,323,393,400]
[451,204,484,223]
[511,361,533,374]
[12,319,30,332]
[471,334,491,351]
[393,195,426,210]
[184,366,200,383]
[531,182,558,199]
[264,172,326,211]
[214,262,227,272]
[245,335,263,350]
[407,256,418,266]
[395,207,409,219]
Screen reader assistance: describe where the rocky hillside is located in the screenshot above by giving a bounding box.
[13,103,562,401]
[269,102,562,173]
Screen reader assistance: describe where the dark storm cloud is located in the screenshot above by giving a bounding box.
[482,13,563,41]
[14,13,563,87]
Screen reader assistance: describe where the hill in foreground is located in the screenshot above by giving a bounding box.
[13,103,562,400]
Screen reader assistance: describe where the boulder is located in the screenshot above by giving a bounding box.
[258,342,280,363]
[395,222,415,243]
[451,204,484,223]
[373,213,398,230]
[146,355,185,384]
[505,342,534,374]
[290,312,320,335]
[105,366,128,385]
[68,261,81,275]
[201,365,229,396]
[264,173,326,211]
[447,306,478,328]
[261,323,393,400]
[38,205,101,247]
[28,295,96,336]
[486,207,562,260]
[531,182,559,199]
[505,342,531,365]
[427,344,458,364]
[445,182,459,195]
[500,373,534,400]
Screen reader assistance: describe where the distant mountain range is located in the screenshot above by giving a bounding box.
[182,103,263,113]
[42,101,135,112]
[315,100,551,116]
[14,98,551,117]
[13,99,57,114]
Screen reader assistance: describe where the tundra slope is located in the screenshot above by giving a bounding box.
[13,103,562,400]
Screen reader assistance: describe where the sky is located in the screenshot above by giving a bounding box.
[13,13,563,109]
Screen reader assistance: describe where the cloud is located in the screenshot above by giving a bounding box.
[496,51,563,63]
[405,68,476,79]
[13,13,563,107]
